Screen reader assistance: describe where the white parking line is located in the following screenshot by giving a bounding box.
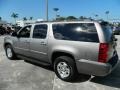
[0,57,2,62]
[52,75,56,90]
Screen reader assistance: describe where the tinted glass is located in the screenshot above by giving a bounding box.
[33,24,47,39]
[100,22,113,42]
[52,23,99,42]
[18,25,31,38]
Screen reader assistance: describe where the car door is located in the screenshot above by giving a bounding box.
[29,24,48,62]
[14,25,32,57]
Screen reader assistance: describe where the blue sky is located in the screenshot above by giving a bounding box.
[0,0,120,23]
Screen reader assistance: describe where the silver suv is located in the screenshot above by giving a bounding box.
[4,21,119,81]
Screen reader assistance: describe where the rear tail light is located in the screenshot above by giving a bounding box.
[98,43,109,63]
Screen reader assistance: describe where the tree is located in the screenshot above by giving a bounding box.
[88,17,93,21]
[79,16,85,21]
[23,17,27,21]
[53,8,59,12]
[105,11,109,15]
[30,17,33,20]
[95,14,99,20]
[118,23,120,27]
[95,14,98,17]
[105,11,110,21]
[98,19,104,22]
[66,16,77,21]
[11,13,18,24]
[56,17,66,21]
[53,8,59,20]
[0,17,2,21]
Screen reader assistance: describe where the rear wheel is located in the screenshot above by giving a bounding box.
[54,56,78,81]
[5,45,17,60]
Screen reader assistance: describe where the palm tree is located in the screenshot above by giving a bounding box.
[56,17,65,21]
[66,16,77,21]
[105,11,110,21]
[0,17,2,21]
[30,17,33,20]
[53,8,59,20]
[23,17,27,21]
[95,14,99,20]
[11,13,18,24]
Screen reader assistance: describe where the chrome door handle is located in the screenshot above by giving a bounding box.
[40,42,46,45]
[26,42,30,43]
[25,40,30,43]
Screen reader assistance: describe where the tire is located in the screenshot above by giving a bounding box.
[54,56,78,81]
[5,44,17,60]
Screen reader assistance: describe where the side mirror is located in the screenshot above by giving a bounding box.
[11,32,17,37]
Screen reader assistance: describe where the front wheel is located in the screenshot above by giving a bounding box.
[54,56,78,81]
[5,45,16,60]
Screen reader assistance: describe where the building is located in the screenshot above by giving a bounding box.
[16,20,36,27]
[109,19,120,26]
[0,20,12,28]
[0,20,7,25]
[16,19,44,27]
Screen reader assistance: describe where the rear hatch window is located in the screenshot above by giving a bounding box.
[100,22,117,61]
[100,22,113,42]
[52,23,99,43]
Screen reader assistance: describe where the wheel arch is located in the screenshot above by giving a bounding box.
[51,51,76,65]
[4,43,12,48]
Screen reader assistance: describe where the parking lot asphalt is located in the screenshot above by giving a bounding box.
[0,35,120,90]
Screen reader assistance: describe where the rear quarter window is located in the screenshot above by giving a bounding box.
[52,23,99,43]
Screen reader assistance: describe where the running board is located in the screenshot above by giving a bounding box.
[17,55,51,66]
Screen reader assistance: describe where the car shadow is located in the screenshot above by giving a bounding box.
[24,59,91,83]
[24,60,53,71]
[90,61,120,88]
[71,74,91,83]
[24,59,120,87]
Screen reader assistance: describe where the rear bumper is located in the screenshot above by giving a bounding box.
[76,52,119,76]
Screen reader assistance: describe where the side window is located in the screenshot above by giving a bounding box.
[18,25,31,38]
[52,23,99,42]
[33,24,47,39]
